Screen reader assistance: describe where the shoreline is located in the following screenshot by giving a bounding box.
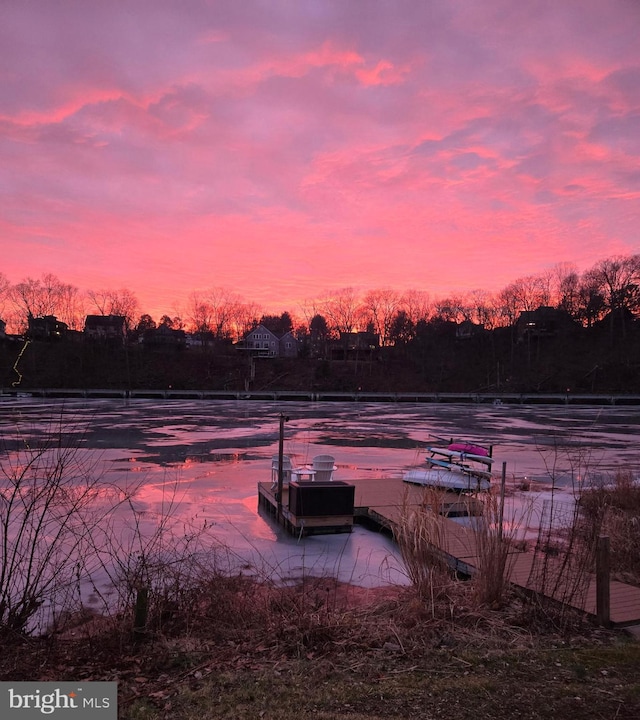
[4,387,640,405]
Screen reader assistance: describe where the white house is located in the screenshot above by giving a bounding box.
[236,324,299,358]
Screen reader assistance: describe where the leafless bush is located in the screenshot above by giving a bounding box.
[82,473,221,641]
[0,412,222,643]
[525,495,602,629]
[518,438,608,627]
[579,470,640,583]
[0,417,125,636]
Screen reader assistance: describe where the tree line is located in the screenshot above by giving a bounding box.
[1,254,640,344]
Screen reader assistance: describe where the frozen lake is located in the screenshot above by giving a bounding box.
[2,397,639,599]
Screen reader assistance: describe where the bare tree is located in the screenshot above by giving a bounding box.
[86,288,139,329]
[400,289,432,326]
[10,277,53,322]
[500,274,551,318]
[0,272,9,318]
[299,297,325,329]
[231,301,262,341]
[583,254,640,337]
[535,270,554,308]
[322,287,363,335]
[434,293,470,324]
[56,282,86,330]
[8,274,83,331]
[467,289,502,329]
[204,287,246,340]
[186,292,214,335]
[108,289,139,328]
[552,263,582,320]
[85,289,110,315]
[497,284,521,329]
[362,288,402,346]
[497,274,551,328]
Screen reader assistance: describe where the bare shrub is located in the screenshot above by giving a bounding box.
[0,413,223,643]
[525,496,602,628]
[0,417,124,636]
[579,470,640,583]
[519,438,609,627]
[83,474,221,641]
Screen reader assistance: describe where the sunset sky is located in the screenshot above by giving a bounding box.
[2,1,639,319]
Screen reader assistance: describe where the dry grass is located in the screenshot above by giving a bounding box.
[393,488,455,610]
[1,573,638,720]
[470,492,521,609]
[579,471,640,584]
[395,487,527,611]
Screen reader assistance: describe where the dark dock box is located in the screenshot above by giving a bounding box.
[288,481,355,517]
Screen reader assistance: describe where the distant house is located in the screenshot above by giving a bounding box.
[516,306,575,341]
[27,315,68,341]
[142,324,187,349]
[327,331,380,360]
[308,328,330,359]
[339,331,380,352]
[279,331,299,358]
[236,324,299,358]
[84,315,127,343]
[456,320,484,340]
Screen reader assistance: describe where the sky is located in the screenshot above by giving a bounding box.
[1,0,640,320]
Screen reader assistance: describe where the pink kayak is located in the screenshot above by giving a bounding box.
[448,442,490,457]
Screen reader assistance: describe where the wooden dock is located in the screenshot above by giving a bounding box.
[258,476,640,627]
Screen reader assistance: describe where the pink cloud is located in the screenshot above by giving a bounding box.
[1,0,639,321]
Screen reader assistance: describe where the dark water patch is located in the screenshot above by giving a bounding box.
[319,435,421,449]
[133,449,262,466]
[83,425,149,449]
[196,435,277,450]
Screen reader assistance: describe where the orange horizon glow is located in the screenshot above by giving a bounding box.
[2,1,639,322]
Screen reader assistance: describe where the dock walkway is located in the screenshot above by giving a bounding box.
[259,476,640,627]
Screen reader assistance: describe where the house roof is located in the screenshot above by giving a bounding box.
[245,324,297,341]
[84,314,126,326]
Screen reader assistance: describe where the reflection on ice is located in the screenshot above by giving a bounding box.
[2,397,640,597]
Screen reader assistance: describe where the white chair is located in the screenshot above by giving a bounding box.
[271,455,292,488]
[311,455,336,482]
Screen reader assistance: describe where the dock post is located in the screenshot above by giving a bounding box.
[596,536,611,628]
[498,462,507,542]
[276,413,289,522]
